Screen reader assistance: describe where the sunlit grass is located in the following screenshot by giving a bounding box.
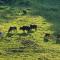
[0,0,60,60]
[0,16,59,60]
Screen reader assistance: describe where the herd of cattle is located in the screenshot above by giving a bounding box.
[0,24,60,43]
[8,24,37,33]
[0,24,37,37]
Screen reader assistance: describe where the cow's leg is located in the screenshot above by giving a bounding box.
[14,29,17,33]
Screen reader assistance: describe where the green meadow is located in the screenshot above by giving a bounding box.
[0,0,60,60]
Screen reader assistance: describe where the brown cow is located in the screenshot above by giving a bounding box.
[8,26,17,33]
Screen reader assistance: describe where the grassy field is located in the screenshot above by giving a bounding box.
[0,0,60,60]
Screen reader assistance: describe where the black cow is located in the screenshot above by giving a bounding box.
[8,26,17,33]
[30,24,37,30]
[20,26,31,32]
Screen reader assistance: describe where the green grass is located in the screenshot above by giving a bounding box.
[0,0,60,60]
[0,16,59,60]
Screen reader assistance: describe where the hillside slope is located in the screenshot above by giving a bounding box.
[0,0,60,60]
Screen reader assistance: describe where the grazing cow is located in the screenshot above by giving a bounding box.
[44,33,51,42]
[20,26,31,32]
[8,26,17,33]
[30,24,37,30]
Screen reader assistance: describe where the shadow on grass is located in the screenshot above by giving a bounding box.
[6,33,14,37]
[17,33,30,37]
[17,30,34,36]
